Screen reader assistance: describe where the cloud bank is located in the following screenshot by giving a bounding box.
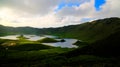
[0,0,119,28]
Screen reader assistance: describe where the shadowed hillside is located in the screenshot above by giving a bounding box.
[62,30,120,58]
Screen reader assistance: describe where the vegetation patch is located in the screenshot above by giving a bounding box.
[73,40,88,47]
[37,37,59,43]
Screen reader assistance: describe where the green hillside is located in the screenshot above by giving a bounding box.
[46,17,120,43]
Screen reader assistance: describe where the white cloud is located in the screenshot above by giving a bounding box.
[55,0,95,24]
[95,0,120,19]
[57,0,95,17]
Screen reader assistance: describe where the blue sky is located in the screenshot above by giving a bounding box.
[55,1,80,12]
[55,0,106,11]
[95,0,106,11]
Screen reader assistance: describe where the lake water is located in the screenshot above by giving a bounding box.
[43,39,78,48]
[0,35,78,48]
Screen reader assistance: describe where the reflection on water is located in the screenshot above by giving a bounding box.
[0,35,19,40]
[0,35,55,41]
[0,35,78,48]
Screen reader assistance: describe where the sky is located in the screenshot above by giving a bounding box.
[0,0,120,28]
